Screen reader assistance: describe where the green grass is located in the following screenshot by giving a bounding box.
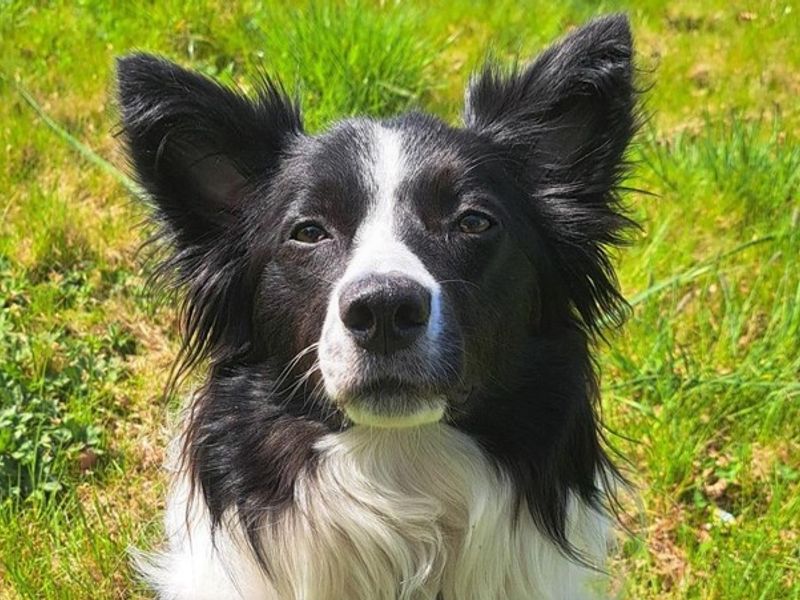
[1,0,798,598]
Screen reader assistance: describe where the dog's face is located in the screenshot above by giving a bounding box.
[257,118,541,427]
[117,15,634,431]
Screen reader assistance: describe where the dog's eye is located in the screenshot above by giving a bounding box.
[291,223,329,244]
[457,212,493,234]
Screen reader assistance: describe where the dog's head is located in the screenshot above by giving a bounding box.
[118,14,636,430]
[118,15,638,558]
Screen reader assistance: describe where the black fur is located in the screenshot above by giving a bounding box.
[117,13,638,574]
[117,54,303,376]
[465,14,637,333]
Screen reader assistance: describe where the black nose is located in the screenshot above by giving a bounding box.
[339,273,431,355]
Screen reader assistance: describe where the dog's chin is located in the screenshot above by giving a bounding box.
[339,391,447,429]
[344,401,445,429]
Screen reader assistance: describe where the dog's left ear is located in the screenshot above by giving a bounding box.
[465,14,638,330]
[116,53,302,248]
[116,54,303,368]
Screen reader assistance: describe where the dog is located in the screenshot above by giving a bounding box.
[117,13,638,600]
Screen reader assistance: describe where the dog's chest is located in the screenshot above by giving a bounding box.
[259,426,607,600]
[286,426,509,599]
[146,425,608,600]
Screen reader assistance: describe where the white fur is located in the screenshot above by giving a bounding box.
[139,424,611,599]
[318,125,444,407]
[133,437,270,599]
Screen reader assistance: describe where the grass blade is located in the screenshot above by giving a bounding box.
[15,83,144,200]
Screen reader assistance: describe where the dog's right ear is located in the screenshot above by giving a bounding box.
[116,53,302,249]
[116,54,302,370]
[463,15,637,332]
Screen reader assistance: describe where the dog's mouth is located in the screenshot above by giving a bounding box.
[336,379,446,428]
[344,398,446,428]
[332,378,475,429]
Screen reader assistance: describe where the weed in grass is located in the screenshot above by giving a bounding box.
[0,255,138,501]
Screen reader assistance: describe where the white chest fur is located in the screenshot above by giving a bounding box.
[138,424,610,599]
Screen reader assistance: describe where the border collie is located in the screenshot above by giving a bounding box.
[117,13,638,600]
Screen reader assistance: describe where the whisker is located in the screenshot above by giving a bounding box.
[272,342,320,397]
[437,278,481,291]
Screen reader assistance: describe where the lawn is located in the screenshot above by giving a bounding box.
[0,1,798,598]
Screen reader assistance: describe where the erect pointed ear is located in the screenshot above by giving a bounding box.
[116,54,303,370]
[465,14,635,186]
[116,53,302,248]
[464,15,638,331]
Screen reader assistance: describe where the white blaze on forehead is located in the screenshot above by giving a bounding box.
[364,124,404,245]
[340,124,441,322]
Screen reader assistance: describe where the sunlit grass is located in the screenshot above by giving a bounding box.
[1,1,798,598]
